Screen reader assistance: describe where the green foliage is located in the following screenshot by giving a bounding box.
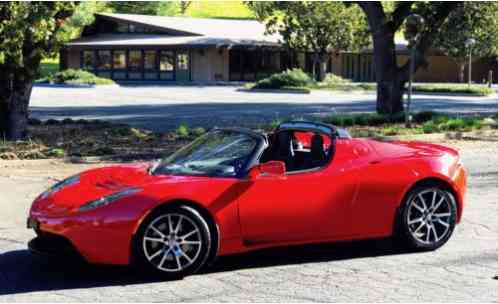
[253,69,313,89]
[107,1,166,15]
[322,74,351,85]
[39,58,59,79]
[192,127,206,137]
[422,121,438,133]
[247,1,370,80]
[0,2,77,67]
[412,84,494,96]
[39,69,115,85]
[57,1,110,41]
[176,124,190,139]
[433,2,498,77]
[184,1,254,19]
[413,111,436,123]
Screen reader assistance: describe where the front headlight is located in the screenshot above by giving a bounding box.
[39,175,80,199]
[79,187,142,212]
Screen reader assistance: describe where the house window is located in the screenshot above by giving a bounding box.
[177,53,189,70]
[159,51,174,71]
[82,51,94,70]
[117,23,128,33]
[144,50,157,70]
[129,50,142,71]
[113,50,126,69]
[96,50,111,70]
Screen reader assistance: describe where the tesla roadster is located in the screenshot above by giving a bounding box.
[27,121,467,278]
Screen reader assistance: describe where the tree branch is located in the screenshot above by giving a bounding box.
[356,2,385,34]
[391,2,414,30]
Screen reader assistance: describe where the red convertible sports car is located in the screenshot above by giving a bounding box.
[27,121,467,279]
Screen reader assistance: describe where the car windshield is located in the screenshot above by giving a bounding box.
[152,130,259,177]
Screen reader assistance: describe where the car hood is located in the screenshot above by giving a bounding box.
[31,163,210,216]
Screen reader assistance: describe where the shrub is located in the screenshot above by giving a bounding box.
[46,148,65,158]
[439,119,466,131]
[109,127,133,137]
[192,127,206,137]
[176,124,190,138]
[28,118,42,126]
[253,69,313,89]
[422,121,438,133]
[40,69,115,85]
[45,119,60,125]
[412,83,494,96]
[322,74,351,85]
[413,111,435,123]
[62,118,74,124]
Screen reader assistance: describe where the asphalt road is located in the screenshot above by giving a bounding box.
[0,141,497,302]
[30,85,498,132]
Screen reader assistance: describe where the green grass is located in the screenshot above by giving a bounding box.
[412,83,494,96]
[39,58,59,79]
[182,1,255,19]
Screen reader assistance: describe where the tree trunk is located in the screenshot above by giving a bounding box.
[372,29,406,115]
[0,80,33,141]
[458,62,465,83]
[317,53,329,82]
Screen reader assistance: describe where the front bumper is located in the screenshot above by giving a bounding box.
[27,211,136,266]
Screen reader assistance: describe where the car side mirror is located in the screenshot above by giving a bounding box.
[248,161,286,179]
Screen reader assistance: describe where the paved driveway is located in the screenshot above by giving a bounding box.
[30,85,498,132]
[0,141,497,302]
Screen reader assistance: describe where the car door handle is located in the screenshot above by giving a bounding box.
[369,160,381,165]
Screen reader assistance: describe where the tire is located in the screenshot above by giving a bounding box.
[132,205,212,279]
[397,185,457,251]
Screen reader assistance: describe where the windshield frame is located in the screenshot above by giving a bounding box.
[152,128,267,178]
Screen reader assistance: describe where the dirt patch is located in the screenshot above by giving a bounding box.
[0,120,192,161]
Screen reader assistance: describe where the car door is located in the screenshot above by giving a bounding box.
[237,140,360,244]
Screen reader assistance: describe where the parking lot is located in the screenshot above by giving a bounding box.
[30,85,498,132]
[0,139,497,302]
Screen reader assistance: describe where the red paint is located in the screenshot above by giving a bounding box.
[29,131,467,266]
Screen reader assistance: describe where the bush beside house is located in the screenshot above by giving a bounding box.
[37,69,115,86]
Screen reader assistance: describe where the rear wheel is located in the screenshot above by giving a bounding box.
[133,206,212,279]
[398,186,457,251]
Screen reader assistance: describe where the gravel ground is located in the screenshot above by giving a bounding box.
[0,139,497,302]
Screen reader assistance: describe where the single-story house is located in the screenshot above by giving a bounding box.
[62,13,496,84]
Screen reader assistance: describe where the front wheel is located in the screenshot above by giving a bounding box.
[398,186,457,251]
[132,205,212,279]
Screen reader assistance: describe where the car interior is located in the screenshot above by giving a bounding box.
[260,130,332,173]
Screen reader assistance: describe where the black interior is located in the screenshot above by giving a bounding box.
[260,130,331,172]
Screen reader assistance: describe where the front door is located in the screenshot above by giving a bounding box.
[237,148,359,245]
[176,50,190,82]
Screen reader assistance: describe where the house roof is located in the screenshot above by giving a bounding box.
[67,13,281,48]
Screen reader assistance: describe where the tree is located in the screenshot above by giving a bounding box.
[247,2,370,81]
[0,2,76,140]
[357,2,460,115]
[58,1,111,41]
[433,2,498,83]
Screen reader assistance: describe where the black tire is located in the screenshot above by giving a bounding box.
[132,205,212,280]
[397,185,457,251]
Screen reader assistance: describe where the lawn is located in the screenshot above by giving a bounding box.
[183,1,255,19]
[39,57,59,79]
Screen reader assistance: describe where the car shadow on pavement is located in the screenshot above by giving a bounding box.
[0,238,415,296]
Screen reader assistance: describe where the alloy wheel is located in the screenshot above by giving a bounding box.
[406,188,452,245]
[142,213,203,272]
